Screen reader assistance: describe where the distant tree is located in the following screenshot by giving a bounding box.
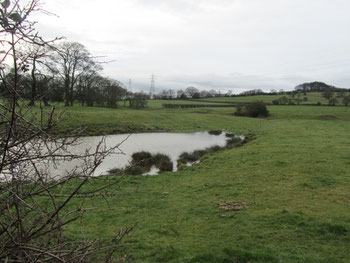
[240,89,264,96]
[47,78,64,102]
[328,97,338,106]
[185,86,199,98]
[129,92,149,109]
[158,89,175,100]
[208,89,217,97]
[53,41,96,106]
[337,91,346,98]
[234,101,269,118]
[35,73,54,106]
[19,44,53,106]
[342,95,350,106]
[272,99,280,105]
[192,92,201,99]
[278,96,289,105]
[106,79,126,108]
[296,81,343,93]
[200,90,209,98]
[322,89,334,100]
[295,91,302,104]
[177,89,186,99]
[168,89,175,99]
[76,61,103,106]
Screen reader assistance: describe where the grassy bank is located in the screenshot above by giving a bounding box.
[53,103,350,262]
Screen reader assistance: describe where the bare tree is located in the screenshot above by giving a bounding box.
[18,44,53,106]
[53,41,95,106]
[76,63,103,107]
[177,89,186,99]
[0,1,130,262]
[185,86,199,98]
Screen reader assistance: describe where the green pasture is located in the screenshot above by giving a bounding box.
[53,103,350,262]
[190,92,349,105]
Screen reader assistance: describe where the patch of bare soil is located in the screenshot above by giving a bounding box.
[344,117,350,121]
[319,115,337,119]
[218,201,248,211]
[218,201,249,219]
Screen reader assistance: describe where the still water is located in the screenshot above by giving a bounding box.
[53,131,228,177]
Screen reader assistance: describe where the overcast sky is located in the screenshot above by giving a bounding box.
[33,0,350,93]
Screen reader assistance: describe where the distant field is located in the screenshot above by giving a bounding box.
[144,99,226,109]
[47,102,350,262]
[189,92,349,105]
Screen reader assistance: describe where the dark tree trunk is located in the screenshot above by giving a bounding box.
[29,58,37,106]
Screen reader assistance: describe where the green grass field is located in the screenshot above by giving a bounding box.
[189,92,350,105]
[50,102,350,262]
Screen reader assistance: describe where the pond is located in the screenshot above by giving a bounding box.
[52,131,232,177]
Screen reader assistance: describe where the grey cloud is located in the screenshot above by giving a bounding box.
[33,0,350,93]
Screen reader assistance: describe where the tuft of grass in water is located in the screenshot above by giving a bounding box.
[131,151,154,167]
[177,152,200,165]
[192,150,208,159]
[153,153,171,166]
[225,132,235,138]
[124,165,148,175]
[208,130,222,135]
[226,137,243,148]
[107,168,124,176]
[158,160,173,172]
[206,145,222,153]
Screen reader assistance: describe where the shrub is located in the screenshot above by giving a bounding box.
[272,99,280,105]
[234,105,245,116]
[234,101,269,118]
[246,101,269,117]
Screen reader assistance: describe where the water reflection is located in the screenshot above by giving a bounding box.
[53,131,228,177]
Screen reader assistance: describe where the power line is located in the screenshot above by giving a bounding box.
[128,79,132,92]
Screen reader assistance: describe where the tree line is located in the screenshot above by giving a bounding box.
[0,41,148,108]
